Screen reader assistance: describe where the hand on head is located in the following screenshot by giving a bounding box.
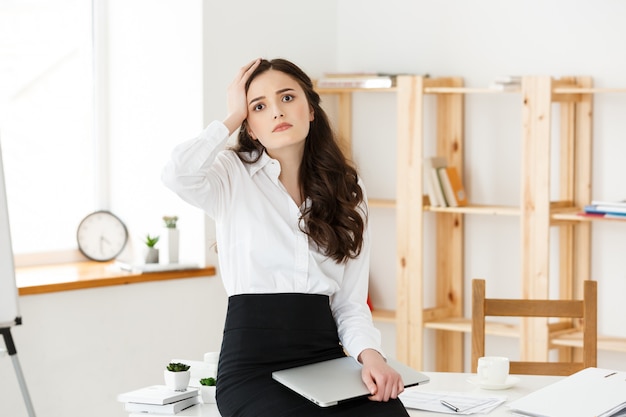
[223,58,262,135]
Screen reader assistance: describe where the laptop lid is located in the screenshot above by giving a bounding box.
[271,356,429,407]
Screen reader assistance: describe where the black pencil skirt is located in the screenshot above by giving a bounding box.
[215,293,409,417]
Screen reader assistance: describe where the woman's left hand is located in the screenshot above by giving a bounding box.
[358,349,405,402]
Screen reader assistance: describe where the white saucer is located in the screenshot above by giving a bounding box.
[467,375,520,390]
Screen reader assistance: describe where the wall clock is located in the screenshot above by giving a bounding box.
[76,210,129,262]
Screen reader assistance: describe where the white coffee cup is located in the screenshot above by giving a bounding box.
[477,356,509,385]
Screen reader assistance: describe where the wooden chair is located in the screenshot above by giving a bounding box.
[471,278,597,376]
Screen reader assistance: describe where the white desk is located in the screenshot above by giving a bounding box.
[129,372,562,417]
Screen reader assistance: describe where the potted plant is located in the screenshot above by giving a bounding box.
[160,215,179,264]
[144,234,159,263]
[164,362,191,391]
[199,377,216,403]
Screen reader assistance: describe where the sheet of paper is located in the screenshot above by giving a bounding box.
[400,388,506,415]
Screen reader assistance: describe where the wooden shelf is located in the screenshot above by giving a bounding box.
[423,317,519,338]
[426,204,520,216]
[552,209,626,223]
[315,86,397,94]
[553,87,626,94]
[424,318,626,353]
[552,332,626,353]
[320,75,625,372]
[424,87,520,94]
[371,309,396,323]
[16,261,216,295]
[369,198,396,209]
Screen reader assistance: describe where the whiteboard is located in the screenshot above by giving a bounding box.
[0,139,20,328]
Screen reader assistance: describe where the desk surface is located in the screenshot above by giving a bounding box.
[129,372,561,417]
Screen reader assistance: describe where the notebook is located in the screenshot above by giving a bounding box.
[508,367,626,417]
[272,356,430,407]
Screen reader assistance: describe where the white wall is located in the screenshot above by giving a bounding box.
[335,0,626,371]
[0,277,226,417]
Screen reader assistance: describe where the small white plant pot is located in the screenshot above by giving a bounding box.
[164,370,190,391]
[200,385,216,403]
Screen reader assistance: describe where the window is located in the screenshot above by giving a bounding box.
[0,0,96,262]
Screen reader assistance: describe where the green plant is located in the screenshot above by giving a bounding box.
[145,234,160,248]
[199,377,216,386]
[166,362,190,372]
[163,215,179,228]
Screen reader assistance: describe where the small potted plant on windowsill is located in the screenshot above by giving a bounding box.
[164,362,191,391]
[144,234,160,263]
[199,377,217,403]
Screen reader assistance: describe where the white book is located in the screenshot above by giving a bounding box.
[118,385,199,405]
[316,76,395,89]
[112,261,201,274]
[591,199,626,208]
[492,75,522,84]
[488,83,521,91]
[437,167,458,207]
[124,395,199,414]
[423,157,448,207]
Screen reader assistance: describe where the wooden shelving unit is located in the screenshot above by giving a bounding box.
[318,76,626,373]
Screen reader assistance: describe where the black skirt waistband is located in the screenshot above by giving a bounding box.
[224,293,335,332]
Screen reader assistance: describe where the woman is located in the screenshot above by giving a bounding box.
[162,58,408,416]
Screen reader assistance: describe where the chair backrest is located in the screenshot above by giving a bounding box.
[471,278,597,376]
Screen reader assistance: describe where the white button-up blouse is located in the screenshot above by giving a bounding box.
[161,121,382,359]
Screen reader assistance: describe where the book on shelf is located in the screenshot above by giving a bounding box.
[117,385,199,405]
[489,75,522,91]
[124,395,199,414]
[316,74,396,89]
[493,75,522,84]
[582,205,626,219]
[585,204,626,215]
[590,199,626,208]
[423,157,448,207]
[437,166,467,207]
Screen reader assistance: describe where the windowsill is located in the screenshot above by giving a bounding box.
[15,261,217,296]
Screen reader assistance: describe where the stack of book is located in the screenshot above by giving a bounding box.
[489,75,522,91]
[583,200,626,219]
[315,72,397,89]
[117,385,199,415]
[423,157,467,208]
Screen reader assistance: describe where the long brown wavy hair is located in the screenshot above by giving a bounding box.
[231,58,366,263]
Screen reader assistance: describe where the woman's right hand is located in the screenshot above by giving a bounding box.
[223,58,261,135]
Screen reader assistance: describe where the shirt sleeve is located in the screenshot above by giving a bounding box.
[329,182,384,360]
[161,121,231,218]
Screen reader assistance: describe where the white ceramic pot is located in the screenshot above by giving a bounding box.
[145,247,159,264]
[200,385,216,403]
[164,370,190,391]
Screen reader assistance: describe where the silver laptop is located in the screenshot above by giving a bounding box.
[272,356,429,407]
